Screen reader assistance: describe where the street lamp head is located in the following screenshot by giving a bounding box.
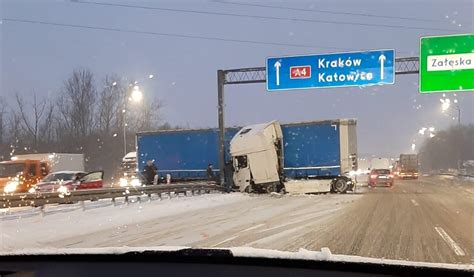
[441,101,450,112]
[131,86,143,102]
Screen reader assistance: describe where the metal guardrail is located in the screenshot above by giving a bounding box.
[0,183,226,209]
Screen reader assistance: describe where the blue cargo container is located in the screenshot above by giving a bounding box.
[136,119,357,181]
[283,121,344,177]
[137,128,239,180]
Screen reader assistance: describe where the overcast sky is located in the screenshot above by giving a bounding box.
[1,0,473,157]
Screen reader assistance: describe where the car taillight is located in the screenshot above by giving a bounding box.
[370,174,378,179]
[389,174,394,178]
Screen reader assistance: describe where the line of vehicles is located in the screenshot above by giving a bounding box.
[0,153,104,194]
[355,154,419,188]
[1,118,420,197]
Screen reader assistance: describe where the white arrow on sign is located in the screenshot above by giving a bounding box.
[274,61,281,86]
[378,54,386,80]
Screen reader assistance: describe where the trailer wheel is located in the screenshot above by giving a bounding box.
[333,179,348,193]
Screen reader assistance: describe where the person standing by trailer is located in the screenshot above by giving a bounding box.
[206,163,215,182]
[224,160,234,192]
[143,160,158,185]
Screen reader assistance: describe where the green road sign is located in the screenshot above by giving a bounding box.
[420,34,473,93]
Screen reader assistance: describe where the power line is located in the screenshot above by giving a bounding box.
[74,0,459,32]
[213,0,444,23]
[2,18,353,51]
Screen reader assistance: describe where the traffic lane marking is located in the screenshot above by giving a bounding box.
[238,223,265,234]
[434,227,466,256]
[211,235,239,247]
[256,208,340,234]
[410,199,419,207]
[210,223,266,247]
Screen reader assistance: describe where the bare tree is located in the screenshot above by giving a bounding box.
[420,124,474,171]
[14,92,51,150]
[5,110,23,156]
[40,103,55,144]
[136,98,164,131]
[57,69,97,138]
[0,96,6,144]
[97,75,123,135]
[124,97,164,133]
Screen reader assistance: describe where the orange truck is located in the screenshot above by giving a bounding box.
[0,153,84,194]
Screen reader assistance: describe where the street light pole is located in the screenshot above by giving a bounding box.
[123,87,129,156]
[457,105,461,126]
[455,104,461,172]
[122,84,144,156]
[440,96,462,173]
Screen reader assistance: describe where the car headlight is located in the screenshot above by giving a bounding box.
[130,178,141,187]
[28,187,36,194]
[57,185,69,195]
[4,181,19,193]
[119,178,128,187]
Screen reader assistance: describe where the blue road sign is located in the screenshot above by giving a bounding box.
[266,49,395,91]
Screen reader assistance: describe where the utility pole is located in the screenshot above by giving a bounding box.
[217,70,226,186]
[456,104,461,173]
[123,86,129,156]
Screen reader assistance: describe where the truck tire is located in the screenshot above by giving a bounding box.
[266,184,275,193]
[333,179,348,193]
[244,184,253,193]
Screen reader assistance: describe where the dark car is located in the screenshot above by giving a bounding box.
[368,169,394,187]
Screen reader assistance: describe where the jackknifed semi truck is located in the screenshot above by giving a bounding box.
[136,119,358,193]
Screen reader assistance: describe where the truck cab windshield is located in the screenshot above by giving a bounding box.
[0,163,24,178]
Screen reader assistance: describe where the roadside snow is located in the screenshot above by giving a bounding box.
[1,246,471,271]
[0,193,248,251]
[230,247,474,271]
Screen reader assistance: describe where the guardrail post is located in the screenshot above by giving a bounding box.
[125,195,129,205]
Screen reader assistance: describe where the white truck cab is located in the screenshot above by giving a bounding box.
[229,120,355,194]
[230,121,283,192]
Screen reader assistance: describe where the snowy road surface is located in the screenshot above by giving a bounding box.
[1,176,472,265]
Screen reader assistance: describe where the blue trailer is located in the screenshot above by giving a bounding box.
[136,128,239,180]
[136,119,357,185]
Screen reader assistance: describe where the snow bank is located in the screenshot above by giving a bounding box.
[0,193,248,251]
